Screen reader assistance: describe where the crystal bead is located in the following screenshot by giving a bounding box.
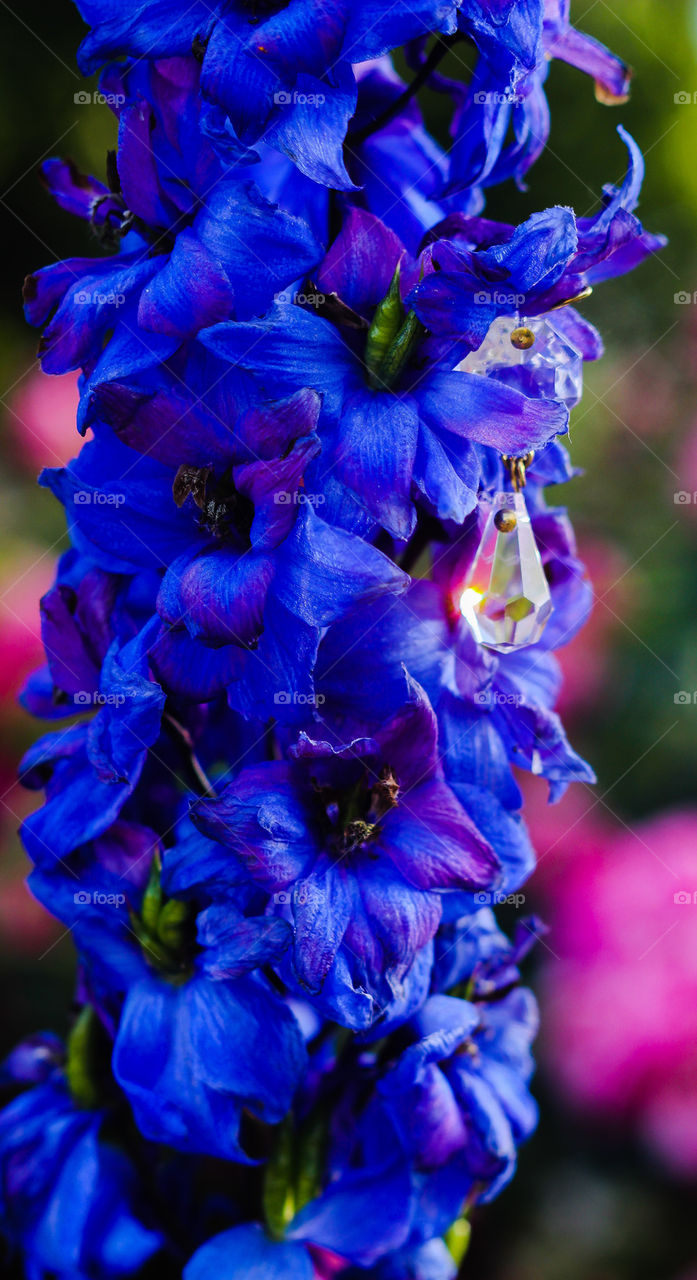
[456,315,583,410]
[459,491,552,652]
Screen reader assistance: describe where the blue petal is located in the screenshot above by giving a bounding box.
[194,182,324,320]
[273,504,409,627]
[374,1239,457,1280]
[346,0,460,59]
[201,306,355,414]
[76,1,216,72]
[20,728,135,867]
[333,391,418,540]
[265,68,358,190]
[113,975,252,1160]
[185,1224,313,1280]
[416,370,568,452]
[86,621,165,786]
[138,230,235,338]
[187,973,307,1120]
[317,207,405,316]
[158,549,273,646]
[290,1161,414,1265]
[40,428,205,573]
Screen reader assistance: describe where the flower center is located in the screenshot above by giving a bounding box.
[173,464,254,547]
[316,767,400,857]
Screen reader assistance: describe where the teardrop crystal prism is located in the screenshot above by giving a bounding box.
[460,491,552,652]
[456,315,583,410]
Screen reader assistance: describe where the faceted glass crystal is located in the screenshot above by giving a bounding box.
[460,491,552,652]
[456,315,583,410]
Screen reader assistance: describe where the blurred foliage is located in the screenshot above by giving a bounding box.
[0,2,696,1278]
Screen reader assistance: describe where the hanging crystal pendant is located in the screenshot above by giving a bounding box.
[456,314,583,410]
[460,477,552,653]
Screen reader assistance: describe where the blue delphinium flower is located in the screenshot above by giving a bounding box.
[0,1032,163,1278]
[192,671,499,1026]
[179,910,539,1277]
[315,453,595,816]
[26,60,324,375]
[200,206,569,540]
[29,839,308,1159]
[410,128,665,343]
[74,0,462,188]
[8,1,667,1276]
[39,399,408,719]
[447,0,632,196]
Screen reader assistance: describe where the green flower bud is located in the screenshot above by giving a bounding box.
[140,850,163,936]
[157,897,192,950]
[445,1217,471,1266]
[365,261,404,384]
[65,1006,103,1111]
[263,1117,296,1240]
[377,309,425,389]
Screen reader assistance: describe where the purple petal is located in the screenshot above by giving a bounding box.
[158,550,273,646]
[378,778,499,891]
[417,370,569,451]
[317,207,405,316]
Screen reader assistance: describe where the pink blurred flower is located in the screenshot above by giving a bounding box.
[0,873,61,956]
[7,367,79,471]
[555,536,633,719]
[539,808,697,1178]
[611,347,676,441]
[0,551,55,705]
[520,773,612,893]
[675,425,697,518]
[0,780,61,956]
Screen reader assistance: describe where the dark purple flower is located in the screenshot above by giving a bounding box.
[192,675,500,1012]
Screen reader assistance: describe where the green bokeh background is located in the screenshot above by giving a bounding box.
[0,3,696,1277]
